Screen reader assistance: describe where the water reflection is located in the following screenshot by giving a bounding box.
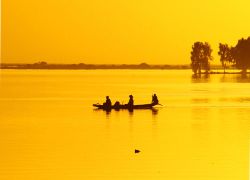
[191,74,210,83]
[219,97,250,103]
[93,108,112,118]
[192,98,210,104]
[234,74,250,83]
[191,73,250,83]
[219,74,250,83]
[93,108,159,119]
[105,110,111,118]
[151,109,159,141]
[152,108,159,116]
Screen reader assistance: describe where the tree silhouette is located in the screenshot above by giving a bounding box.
[218,43,235,73]
[233,37,250,74]
[191,42,213,75]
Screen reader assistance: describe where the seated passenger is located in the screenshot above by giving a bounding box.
[113,101,120,109]
[127,95,134,108]
[152,94,159,105]
[103,96,112,109]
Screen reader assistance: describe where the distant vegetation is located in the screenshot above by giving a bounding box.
[0,62,189,70]
[218,43,234,73]
[191,42,213,75]
[191,37,250,75]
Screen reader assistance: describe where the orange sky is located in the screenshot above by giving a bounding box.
[2,0,250,64]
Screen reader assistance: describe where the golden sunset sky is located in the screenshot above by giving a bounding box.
[2,0,250,64]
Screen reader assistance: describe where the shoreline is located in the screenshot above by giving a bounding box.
[0,67,248,74]
[0,64,190,70]
[203,71,250,74]
[0,64,248,74]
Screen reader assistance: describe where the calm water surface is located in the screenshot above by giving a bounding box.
[0,70,249,180]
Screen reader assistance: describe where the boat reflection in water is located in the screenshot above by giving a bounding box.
[93,106,159,114]
[93,105,160,118]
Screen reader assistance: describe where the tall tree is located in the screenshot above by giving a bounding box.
[191,42,213,75]
[218,43,235,73]
[233,37,250,74]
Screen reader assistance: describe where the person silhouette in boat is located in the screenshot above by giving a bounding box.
[152,94,159,105]
[103,96,112,109]
[127,95,134,108]
[113,101,120,110]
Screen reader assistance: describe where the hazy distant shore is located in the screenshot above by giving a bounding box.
[0,63,191,70]
[1,63,248,74]
[0,63,232,71]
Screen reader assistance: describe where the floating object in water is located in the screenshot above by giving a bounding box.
[135,149,140,153]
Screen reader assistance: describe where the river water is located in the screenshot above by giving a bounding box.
[0,70,249,180]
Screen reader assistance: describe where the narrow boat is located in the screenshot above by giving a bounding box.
[93,103,157,110]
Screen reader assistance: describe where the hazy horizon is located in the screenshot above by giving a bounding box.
[1,61,191,65]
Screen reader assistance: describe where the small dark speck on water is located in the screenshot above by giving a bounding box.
[135,149,140,153]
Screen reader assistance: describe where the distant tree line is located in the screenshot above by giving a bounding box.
[0,62,190,70]
[191,37,250,75]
